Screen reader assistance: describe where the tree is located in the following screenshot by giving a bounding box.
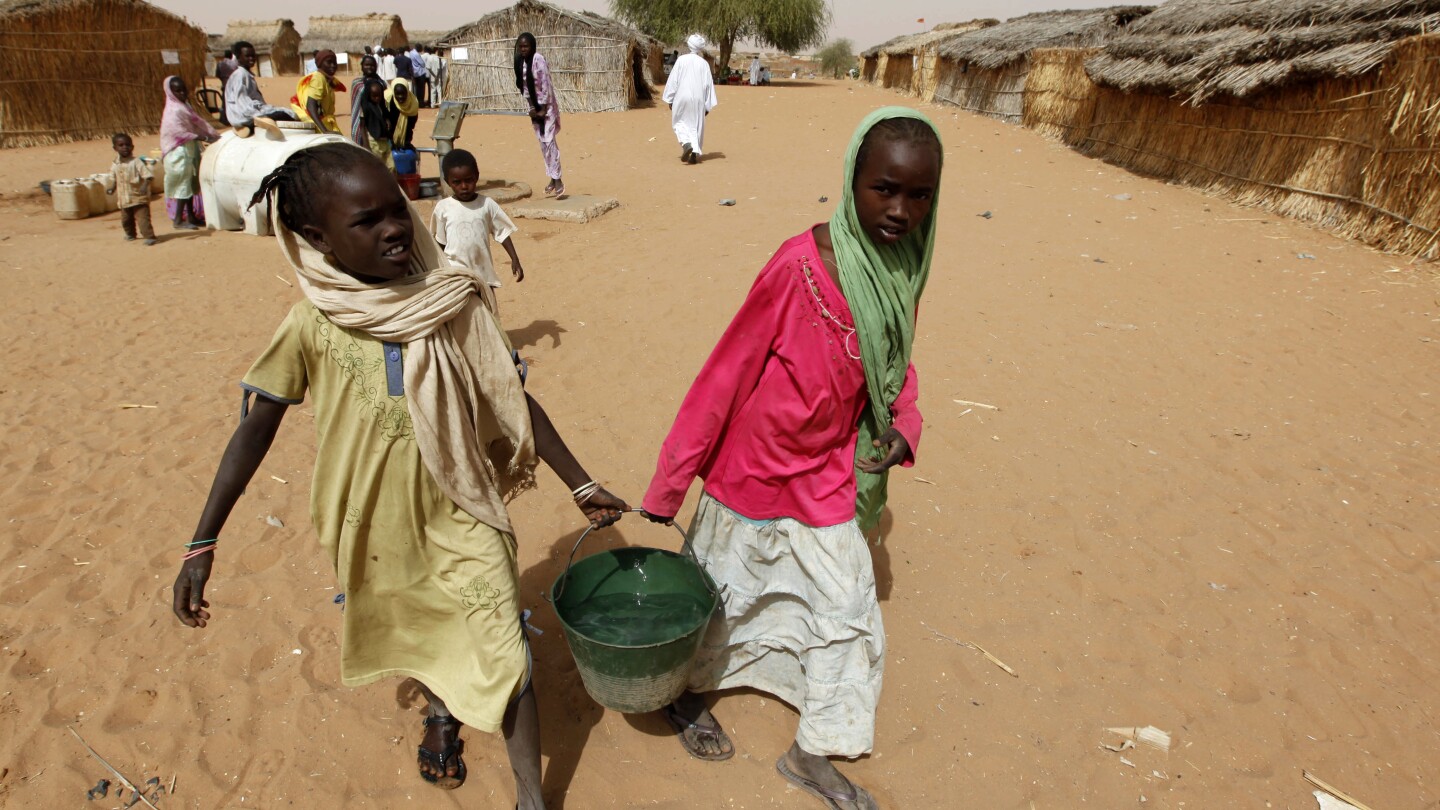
[611,0,830,80]
[816,38,854,79]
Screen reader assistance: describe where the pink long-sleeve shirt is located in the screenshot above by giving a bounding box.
[643,228,922,527]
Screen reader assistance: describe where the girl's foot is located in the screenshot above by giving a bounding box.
[776,744,876,810]
[662,692,734,761]
[417,714,467,789]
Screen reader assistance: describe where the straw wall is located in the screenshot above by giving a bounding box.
[1021,48,1101,141]
[932,58,1029,124]
[916,50,945,101]
[879,52,915,94]
[861,55,879,83]
[1070,34,1440,257]
[0,0,208,148]
[446,33,639,113]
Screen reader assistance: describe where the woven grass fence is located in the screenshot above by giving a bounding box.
[932,58,1029,124]
[1055,35,1440,258]
[1,7,206,148]
[445,33,636,113]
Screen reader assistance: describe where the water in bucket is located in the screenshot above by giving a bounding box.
[565,591,712,647]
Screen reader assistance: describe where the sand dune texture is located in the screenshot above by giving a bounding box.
[1,77,1437,809]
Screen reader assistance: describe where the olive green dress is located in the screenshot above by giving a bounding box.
[243,301,527,732]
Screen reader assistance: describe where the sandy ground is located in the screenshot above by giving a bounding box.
[1,76,1438,809]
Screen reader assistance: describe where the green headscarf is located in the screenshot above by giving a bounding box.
[830,106,942,532]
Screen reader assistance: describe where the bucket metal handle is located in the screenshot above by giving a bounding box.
[550,509,719,602]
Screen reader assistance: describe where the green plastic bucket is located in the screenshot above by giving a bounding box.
[550,518,720,714]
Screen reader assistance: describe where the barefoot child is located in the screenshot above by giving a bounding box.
[641,108,944,809]
[432,149,525,313]
[171,143,626,807]
[104,133,156,246]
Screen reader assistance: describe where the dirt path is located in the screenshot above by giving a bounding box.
[1,77,1436,809]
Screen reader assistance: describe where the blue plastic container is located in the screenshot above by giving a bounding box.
[392,147,418,175]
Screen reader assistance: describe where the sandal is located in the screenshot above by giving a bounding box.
[662,703,734,761]
[775,756,877,809]
[417,714,467,789]
[681,144,693,163]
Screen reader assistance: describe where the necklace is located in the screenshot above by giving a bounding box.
[801,256,861,361]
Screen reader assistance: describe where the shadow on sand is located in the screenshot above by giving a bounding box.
[508,319,568,351]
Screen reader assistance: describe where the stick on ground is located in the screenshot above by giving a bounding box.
[66,727,160,810]
[921,622,1018,677]
[1303,771,1374,810]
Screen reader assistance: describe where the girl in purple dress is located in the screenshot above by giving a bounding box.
[514,33,564,197]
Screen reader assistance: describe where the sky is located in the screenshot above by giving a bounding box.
[154,0,1143,53]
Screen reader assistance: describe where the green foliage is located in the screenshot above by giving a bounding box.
[816,39,854,79]
[611,0,830,77]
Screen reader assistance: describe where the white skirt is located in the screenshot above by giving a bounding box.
[685,492,884,757]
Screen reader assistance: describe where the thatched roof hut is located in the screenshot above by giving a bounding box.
[1055,0,1440,258]
[302,13,407,75]
[438,0,664,113]
[407,29,447,49]
[1,0,208,148]
[860,34,906,83]
[1086,0,1440,103]
[222,19,302,77]
[867,20,1000,99]
[932,6,1151,123]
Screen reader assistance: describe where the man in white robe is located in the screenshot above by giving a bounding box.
[748,56,762,86]
[662,33,718,164]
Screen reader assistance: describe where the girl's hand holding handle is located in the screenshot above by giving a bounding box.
[639,509,674,526]
[856,428,910,475]
[579,487,628,528]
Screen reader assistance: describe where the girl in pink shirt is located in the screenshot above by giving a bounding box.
[641,108,944,810]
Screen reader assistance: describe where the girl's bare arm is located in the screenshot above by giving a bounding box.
[526,393,625,526]
[172,396,289,628]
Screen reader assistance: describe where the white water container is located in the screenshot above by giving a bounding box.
[92,173,119,212]
[78,176,106,216]
[199,123,351,236]
[144,157,162,195]
[51,179,89,220]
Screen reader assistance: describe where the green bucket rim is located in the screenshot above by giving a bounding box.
[550,545,719,650]
[544,515,720,648]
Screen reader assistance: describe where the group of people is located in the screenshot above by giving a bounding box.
[371,44,445,108]
[101,74,219,245]
[165,24,944,810]
[349,53,420,169]
[125,28,723,250]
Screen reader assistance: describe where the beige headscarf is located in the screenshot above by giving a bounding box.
[274,197,536,535]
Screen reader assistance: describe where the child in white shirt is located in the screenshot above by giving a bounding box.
[431,149,526,313]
